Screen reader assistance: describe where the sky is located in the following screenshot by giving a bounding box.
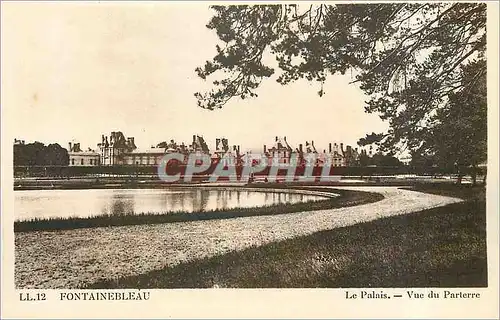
[2,2,388,153]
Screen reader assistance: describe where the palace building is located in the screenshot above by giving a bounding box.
[212,138,241,166]
[66,131,365,168]
[68,142,100,167]
[95,132,213,166]
[264,136,293,165]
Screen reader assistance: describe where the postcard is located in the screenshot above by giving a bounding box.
[1,1,498,319]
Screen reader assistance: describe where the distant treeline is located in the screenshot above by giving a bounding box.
[14,142,68,166]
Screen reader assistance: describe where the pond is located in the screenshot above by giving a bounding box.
[14,188,329,221]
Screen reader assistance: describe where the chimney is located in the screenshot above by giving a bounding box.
[275,136,278,142]
[193,135,196,143]
[284,136,287,141]
[311,140,315,146]
[340,143,344,152]
[264,144,267,153]
[329,143,332,153]
[237,145,240,153]
[68,142,72,152]
[299,144,303,153]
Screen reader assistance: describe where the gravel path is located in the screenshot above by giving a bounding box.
[15,187,462,288]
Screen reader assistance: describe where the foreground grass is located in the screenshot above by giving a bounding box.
[15,188,383,232]
[86,184,486,288]
[401,182,486,201]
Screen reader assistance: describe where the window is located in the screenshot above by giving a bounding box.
[90,159,93,165]
[71,159,75,165]
[81,159,84,165]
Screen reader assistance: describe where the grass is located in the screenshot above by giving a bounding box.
[402,182,486,201]
[14,187,384,232]
[85,184,487,288]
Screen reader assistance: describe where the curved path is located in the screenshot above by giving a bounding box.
[15,187,462,288]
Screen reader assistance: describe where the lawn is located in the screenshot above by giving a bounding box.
[86,184,487,288]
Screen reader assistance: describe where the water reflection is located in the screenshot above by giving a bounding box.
[108,194,135,216]
[14,188,327,221]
